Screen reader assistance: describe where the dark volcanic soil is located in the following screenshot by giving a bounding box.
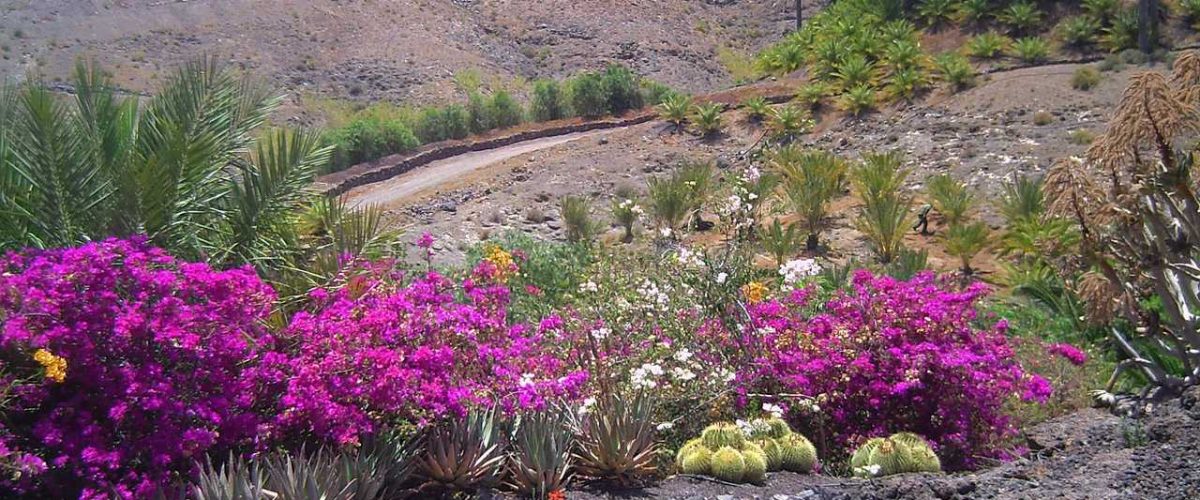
[560,387,1200,499]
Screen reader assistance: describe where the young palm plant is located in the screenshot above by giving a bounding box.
[772,147,847,251]
[611,191,643,244]
[925,173,976,227]
[647,173,691,238]
[852,151,913,263]
[657,93,691,131]
[768,104,813,143]
[742,96,770,122]
[691,102,724,137]
[943,220,990,275]
[758,218,804,265]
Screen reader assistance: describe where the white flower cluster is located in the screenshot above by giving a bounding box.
[519,372,536,387]
[794,398,821,414]
[779,258,821,290]
[590,327,611,341]
[617,199,645,218]
[636,279,672,315]
[762,402,785,419]
[736,418,772,437]
[675,247,705,268]
[631,363,665,389]
[579,280,599,293]
[579,396,597,415]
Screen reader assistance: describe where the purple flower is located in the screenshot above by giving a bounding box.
[416,232,435,249]
[1046,343,1088,366]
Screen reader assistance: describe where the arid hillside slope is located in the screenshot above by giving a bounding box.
[0,0,794,110]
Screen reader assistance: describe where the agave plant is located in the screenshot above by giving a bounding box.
[192,454,268,500]
[1044,53,1200,392]
[570,391,658,487]
[415,407,508,494]
[691,102,724,137]
[262,449,365,500]
[507,409,575,497]
[657,93,691,131]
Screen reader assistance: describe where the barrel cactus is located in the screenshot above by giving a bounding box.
[674,419,819,482]
[851,432,942,478]
[710,446,746,482]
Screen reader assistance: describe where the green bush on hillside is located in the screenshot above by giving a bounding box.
[326,117,420,172]
[531,79,566,121]
[416,104,470,142]
[489,90,524,129]
[603,63,645,113]
[568,71,610,117]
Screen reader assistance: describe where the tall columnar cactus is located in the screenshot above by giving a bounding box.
[851,433,942,478]
[675,420,818,484]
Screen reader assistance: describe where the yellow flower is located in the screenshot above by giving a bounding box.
[483,244,516,282]
[33,348,67,383]
[742,281,768,304]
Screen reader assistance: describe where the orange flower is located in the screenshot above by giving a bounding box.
[741,281,768,304]
[33,348,67,383]
[547,489,567,500]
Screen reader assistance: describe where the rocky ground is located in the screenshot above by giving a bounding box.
[558,387,1200,499]
[0,0,796,118]
[361,60,1148,272]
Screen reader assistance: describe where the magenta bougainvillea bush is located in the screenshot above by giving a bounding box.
[0,238,278,499]
[732,270,1051,470]
[261,258,588,446]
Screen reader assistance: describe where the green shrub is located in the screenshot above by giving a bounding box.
[466,232,593,320]
[743,96,769,121]
[1011,37,1050,64]
[1102,9,1140,52]
[326,117,420,172]
[602,63,644,113]
[759,219,804,265]
[658,93,691,129]
[640,80,676,106]
[1098,53,1124,72]
[944,220,990,274]
[884,39,925,73]
[774,147,848,251]
[568,72,610,118]
[833,54,876,90]
[415,104,470,142]
[467,92,492,134]
[888,67,928,100]
[935,53,976,91]
[966,32,1011,59]
[1067,129,1096,145]
[917,0,956,25]
[998,1,1044,35]
[1183,0,1200,24]
[691,102,724,136]
[1083,0,1120,24]
[530,79,566,121]
[488,90,524,129]
[768,104,813,141]
[1033,110,1054,126]
[852,151,912,263]
[956,0,991,24]
[796,82,831,108]
[925,173,976,227]
[838,84,876,115]
[561,195,597,243]
[1071,66,1102,91]
[1058,15,1101,48]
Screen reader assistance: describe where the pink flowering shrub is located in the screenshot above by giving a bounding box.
[0,238,277,499]
[736,271,1051,470]
[262,260,588,445]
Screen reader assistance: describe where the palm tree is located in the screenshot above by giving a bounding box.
[771,147,847,251]
[0,58,392,289]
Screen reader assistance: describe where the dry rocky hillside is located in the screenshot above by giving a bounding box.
[0,0,795,114]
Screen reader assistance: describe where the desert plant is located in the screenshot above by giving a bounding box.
[679,161,716,230]
[467,92,493,134]
[743,96,770,122]
[1183,0,1200,24]
[935,53,976,91]
[657,92,691,130]
[507,409,574,498]
[612,195,643,243]
[568,71,609,117]
[838,84,877,115]
[852,151,913,263]
[262,448,395,500]
[531,79,566,121]
[192,454,268,500]
[850,433,941,478]
[917,0,957,25]
[571,391,659,486]
[561,195,597,243]
[415,407,507,493]
[489,90,524,129]
[1011,37,1050,63]
[691,102,724,137]
[676,421,813,484]
[1083,0,1120,24]
[888,67,929,100]
[759,218,805,265]
[1072,66,1103,90]
[768,104,813,142]
[325,117,420,172]
[884,39,926,72]
[773,147,848,250]
[997,1,1043,35]
[1033,110,1055,126]
[1102,8,1140,52]
[1044,52,1200,392]
[647,173,691,237]
[833,54,876,90]
[966,32,1011,59]
[884,247,930,280]
[943,220,990,275]
[925,173,976,227]
[997,173,1045,223]
[1068,128,1096,145]
[1058,15,1101,48]
[796,82,831,108]
[602,63,644,113]
[956,0,991,24]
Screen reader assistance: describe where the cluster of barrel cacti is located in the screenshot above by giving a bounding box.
[673,418,818,484]
[850,432,941,478]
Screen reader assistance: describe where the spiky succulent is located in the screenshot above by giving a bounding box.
[680,447,713,474]
[851,433,942,478]
[754,439,783,471]
[675,438,705,468]
[710,446,746,483]
[741,450,768,484]
[415,407,507,493]
[763,417,792,439]
[192,453,268,500]
[778,433,818,473]
[507,409,575,497]
[700,422,745,450]
[572,391,659,486]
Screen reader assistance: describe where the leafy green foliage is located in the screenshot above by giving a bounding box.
[488,90,524,129]
[917,0,957,25]
[467,91,493,134]
[325,117,419,172]
[1102,8,1140,52]
[561,195,597,243]
[839,84,877,115]
[568,71,610,118]
[531,79,567,121]
[1058,15,1101,48]
[1183,0,1200,24]
[647,171,692,236]
[415,407,506,494]
[956,0,991,24]
[887,67,929,100]
[772,147,847,251]
[602,64,645,114]
[415,104,470,142]
[507,409,574,497]
[1083,0,1120,24]
[883,247,929,280]
[571,391,659,486]
[943,220,989,274]
[742,96,769,122]
[657,93,691,129]
[1011,37,1051,63]
[691,102,724,136]
[796,82,831,108]
[759,219,804,265]
[997,1,1043,35]
[925,173,975,227]
[768,104,813,142]
[852,151,912,263]
[935,53,976,91]
[966,32,1011,59]
[1072,66,1102,91]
